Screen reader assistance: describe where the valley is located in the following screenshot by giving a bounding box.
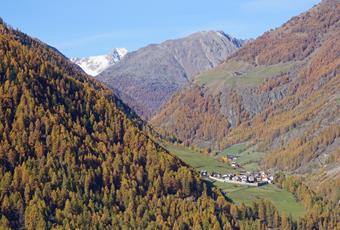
[1,0,339,229]
[151,1,340,207]
[163,142,306,219]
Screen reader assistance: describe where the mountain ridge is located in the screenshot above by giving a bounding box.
[97,31,246,120]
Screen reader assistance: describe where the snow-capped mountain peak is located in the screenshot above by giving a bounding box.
[71,48,127,76]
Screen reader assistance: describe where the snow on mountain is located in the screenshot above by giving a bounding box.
[71,48,128,76]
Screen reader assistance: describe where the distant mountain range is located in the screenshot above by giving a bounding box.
[96,31,246,119]
[71,48,127,76]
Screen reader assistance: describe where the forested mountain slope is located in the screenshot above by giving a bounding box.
[0,19,213,229]
[97,31,245,120]
[151,0,339,150]
[151,0,340,203]
[0,19,296,229]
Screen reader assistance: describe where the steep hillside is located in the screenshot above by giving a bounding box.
[97,31,245,120]
[151,0,339,149]
[71,48,127,76]
[226,30,340,174]
[151,0,340,202]
[0,19,298,229]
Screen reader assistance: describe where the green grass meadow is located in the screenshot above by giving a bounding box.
[213,181,306,219]
[164,143,237,173]
[164,143,306,219]
[219,143,266,171]
[195,61,296,88]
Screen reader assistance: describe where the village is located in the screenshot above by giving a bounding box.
[200,170,274,187]
[200,153,274,187]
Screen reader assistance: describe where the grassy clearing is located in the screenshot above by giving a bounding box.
[164,143,306,219]
[219,143,266,171]
[164,143,236,173]
[219,143,247,156]
[195,60,251,86]
[196,61,295,88]
[226,63,294,85]
[213,181,306,219]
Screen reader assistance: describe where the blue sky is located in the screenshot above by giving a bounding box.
[1,0,320,58]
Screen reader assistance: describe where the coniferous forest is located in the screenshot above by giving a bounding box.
[0,1,340,229]
[0,19,292,230]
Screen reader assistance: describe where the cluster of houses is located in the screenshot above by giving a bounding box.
[225,155,240,168]
[231,162,240,168]
[200,170,274,187]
